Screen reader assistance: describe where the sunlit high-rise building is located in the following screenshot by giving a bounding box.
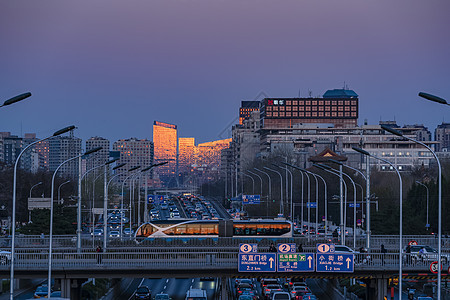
[153,121,177,184]
[178,137,195,174]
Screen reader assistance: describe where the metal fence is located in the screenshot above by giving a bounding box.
[0,252,445,273]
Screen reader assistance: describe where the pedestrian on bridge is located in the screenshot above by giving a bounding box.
[96,245,103,264]
[297,243,304,253]
[269,243,276,252]
[381,244,387,265]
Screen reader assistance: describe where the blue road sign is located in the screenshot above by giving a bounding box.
[242,195,261,204]
[316,253,354,272]
[147,195,155,204]
[317,243,335,253]
[307,202,317,208]
[238,253,276,272]
[239,243,258,253]
[277,243,297,253]
[349,203,361,208]
[277,253,314,272]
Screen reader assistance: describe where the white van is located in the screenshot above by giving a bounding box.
[185,288,207,300]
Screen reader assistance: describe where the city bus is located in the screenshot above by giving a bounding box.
[135,219,292,239]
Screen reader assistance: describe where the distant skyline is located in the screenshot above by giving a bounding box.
[1,0,449,146]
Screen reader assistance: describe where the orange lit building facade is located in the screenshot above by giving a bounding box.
[153,121,177,181]
[178,137,195,173]
[178,137,232,183]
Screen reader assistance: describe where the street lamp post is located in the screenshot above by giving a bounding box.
[275,165,293,221]
[313,164,348,245]
[415,181,429,229]
[263,166,284,216]
[57,180,70,204]
[48,147,102,298]
[242,173,255,195]
[120,166,141,239]
[247,171,263,198]
[254,168,271,218]
[29,182,43,222]
[102,158,120,251]
[0,92,31,108]
[140,162,168,224]
[417,92,448,298]
[328,158,371,249]
[353,147,403,300]
[10,125,75,300]
[316,163,357,249]
[285,164,328,237]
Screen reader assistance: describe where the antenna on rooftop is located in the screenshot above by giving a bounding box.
[308,89,312,98]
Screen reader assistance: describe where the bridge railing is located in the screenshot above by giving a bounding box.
[0,251,446,273]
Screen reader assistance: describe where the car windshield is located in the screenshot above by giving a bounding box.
[36,286,48,292]
[274,295,290,300]
[137,287,149,293]
[155,295,169,299]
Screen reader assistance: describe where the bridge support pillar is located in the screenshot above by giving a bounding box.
[366,277,388,300]
[61,278,85,299]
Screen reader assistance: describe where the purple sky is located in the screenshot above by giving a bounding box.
[1,0,449,146]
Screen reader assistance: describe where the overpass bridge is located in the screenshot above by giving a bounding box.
[0,249,448,300]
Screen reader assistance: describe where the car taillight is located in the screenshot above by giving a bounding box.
[238,291,242,294]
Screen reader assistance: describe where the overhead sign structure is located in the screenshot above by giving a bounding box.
[307,202,317,208]
[277,243,297,253]
[239,243,258,253]
[316,253,354,272]
[278,253,315,272]
[147,195,167,204]
[238,253,276,272]
[242,195,261,204]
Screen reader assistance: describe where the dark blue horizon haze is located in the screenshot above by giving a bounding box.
[1,0,449,146]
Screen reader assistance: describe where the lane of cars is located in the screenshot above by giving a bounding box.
[235,277,318,300]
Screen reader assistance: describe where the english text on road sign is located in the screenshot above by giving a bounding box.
[277,243,296,253]
[349,203,360,208]
[242,195,261,204]
[238,253,276,272]
[277,253,315,272]
[307,202,317,208]
[316,253,354,272]
[239,243,258,253]
[317,244,335,253]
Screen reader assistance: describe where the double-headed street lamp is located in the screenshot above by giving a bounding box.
[29,182,43,222]
[353,146,403,299]
[254,168,271,218]
[263,166,284,216]
[381,123,443,297]
[316,163,357,248]
[120,166,141,239]
[140,162,168,225]
[415,181,429,230]
[328,158,371,249]
[311,164,347,244]
[57,180,70,204]
[10,125,75,300]
[48,147,102,298]
[0,92,31,108]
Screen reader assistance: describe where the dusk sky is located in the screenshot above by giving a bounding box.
[1,0,449,146]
